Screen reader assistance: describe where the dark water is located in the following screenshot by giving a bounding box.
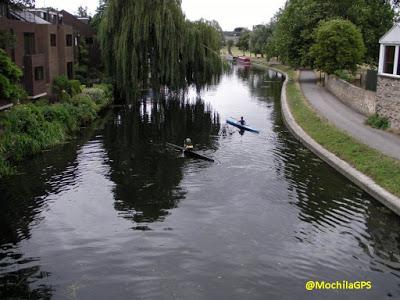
[1,66,400,300]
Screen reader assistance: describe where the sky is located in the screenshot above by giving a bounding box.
[35,0,287,31]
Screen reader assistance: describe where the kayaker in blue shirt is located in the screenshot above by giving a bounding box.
[239,116,246,125]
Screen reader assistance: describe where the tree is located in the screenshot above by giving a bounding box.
[227,40,234,55]
[77,5,88,17]
[0,49,26,102]
[0,30,16,49]
[310,19,365,74]
[249,24,273,57]
[99,0,222,98]
[269,0,394,66]
[237,31,250,55]
[91,0,107,32]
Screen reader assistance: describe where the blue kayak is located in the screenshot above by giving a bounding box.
[226,117,260,133]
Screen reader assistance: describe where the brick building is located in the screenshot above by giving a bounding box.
[60,10,101,68]
[0,5,74,99]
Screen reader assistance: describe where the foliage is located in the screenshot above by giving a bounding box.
[227,40,234,55]
[52,75,70,98]
[334,70,353,82]
[237,31,251,54]
[0,85,113,176]
[249,24,274,57]
[366,114,390,129]
[0,49,26,103]
[99,0,222,98]
[77,5,88,17]
[91,0,107,32]
[310,19,365,74]
[52,76,82,99]
[268,0,394,67]
[0,30,16,49]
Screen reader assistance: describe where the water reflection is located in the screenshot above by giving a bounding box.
[1,66,400,299]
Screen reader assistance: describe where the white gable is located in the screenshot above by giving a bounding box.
[380,24,400,44]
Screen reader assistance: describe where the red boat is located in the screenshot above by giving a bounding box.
[237,56,251,65]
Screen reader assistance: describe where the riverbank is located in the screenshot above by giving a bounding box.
[0,84,113,177]
[251,59,400,207]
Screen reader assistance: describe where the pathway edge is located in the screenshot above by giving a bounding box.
[266,65,400,216]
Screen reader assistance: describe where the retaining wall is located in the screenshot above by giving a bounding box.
[324,75,376,116]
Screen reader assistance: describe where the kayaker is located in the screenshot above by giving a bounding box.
[239,116,246,125]
[184,138,193,151]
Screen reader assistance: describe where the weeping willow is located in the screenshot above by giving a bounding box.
[99,0,223,98]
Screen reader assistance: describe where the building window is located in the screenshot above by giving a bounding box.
[67,62,73,79]
[383,46,395,74]
[85,37,93,45]
[66,34,73,47]
[50,34,57,47]
[34,66,44,81]
[397,47,400,76]
[24,32,35,55]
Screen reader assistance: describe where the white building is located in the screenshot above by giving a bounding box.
[377,24,400,129]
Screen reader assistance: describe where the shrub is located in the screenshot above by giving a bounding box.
[0,49,27,103]
[69,80,82,96]
[52,75,70,97]
[310,19,365,74]
[0,80,113,176]
[366,114,390,130]
[334,70,352,82]
[69,94,98,124]
[82,87,111,109]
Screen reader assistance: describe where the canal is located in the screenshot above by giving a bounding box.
[0,66,399,299]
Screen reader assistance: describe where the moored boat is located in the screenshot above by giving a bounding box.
[237,56,251,65]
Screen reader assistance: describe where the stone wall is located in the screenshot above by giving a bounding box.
[325,75,376,116]
[376,75,400,130]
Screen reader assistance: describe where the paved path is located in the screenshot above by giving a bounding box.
[299,70,400,161]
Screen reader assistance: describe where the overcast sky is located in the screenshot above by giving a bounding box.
[35,0,286,31]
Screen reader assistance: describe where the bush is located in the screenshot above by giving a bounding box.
[366,114,390,130]
[0,81,113,176]
[52,75,71,98]
[52,76,82,99]
[0,49,27,103]
[69,80,82,96]
[310,19,365,74]
[82,87,111,109]
[334,70,352,82]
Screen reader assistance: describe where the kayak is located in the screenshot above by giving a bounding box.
[226,117,260,133]
[166,143,215,162]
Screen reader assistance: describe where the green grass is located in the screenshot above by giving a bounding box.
[252,60,400,197]
[0,84,112,177]
[366,114,390,130]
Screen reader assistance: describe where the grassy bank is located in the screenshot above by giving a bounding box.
[252,58,400,197]
[0,84,112,177]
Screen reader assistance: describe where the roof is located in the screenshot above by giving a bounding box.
[380,23,400,44]
[10,10,50,24]
[61,10,95,37]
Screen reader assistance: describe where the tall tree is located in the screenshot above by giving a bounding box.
[237,30,250,55]
[99,0,222,98]
[91,0,107,32]
[77,5,88,17]
[249,24,273,57]
[270,0,394,66]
